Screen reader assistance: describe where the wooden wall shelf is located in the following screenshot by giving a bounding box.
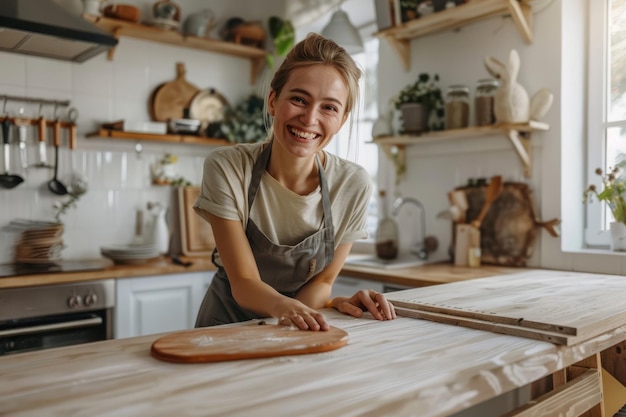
[87,128,231,146]
[373,121,548,179]
[83,14,267,84]
[375,0,533,70]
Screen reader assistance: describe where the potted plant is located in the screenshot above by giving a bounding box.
[266,16,294,68]
[220,94,268,143]
[583,163,626,250]
[394,72,444,134]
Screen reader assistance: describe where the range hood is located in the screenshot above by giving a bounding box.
[0,0,117,62]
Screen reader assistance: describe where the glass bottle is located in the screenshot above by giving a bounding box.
[375,190,399,260]
[474,78,499,126]
[445,84,470,129]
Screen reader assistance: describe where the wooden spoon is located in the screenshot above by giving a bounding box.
[471,175,503,229]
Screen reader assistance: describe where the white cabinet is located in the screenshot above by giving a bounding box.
[331,276,384,299]
[115,271,214,339]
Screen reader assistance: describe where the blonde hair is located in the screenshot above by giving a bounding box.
[263,33,362,152]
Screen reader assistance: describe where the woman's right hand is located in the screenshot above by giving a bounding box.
[330,290,396,321]
[275,298,330,331]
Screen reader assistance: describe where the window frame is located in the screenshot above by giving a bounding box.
[585,0,611,247]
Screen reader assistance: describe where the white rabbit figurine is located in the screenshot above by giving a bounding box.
[484,49,553,124]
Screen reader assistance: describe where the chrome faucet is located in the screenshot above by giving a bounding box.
[392,197,427,259]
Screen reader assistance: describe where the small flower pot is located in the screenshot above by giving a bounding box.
[399,103,429,134]
[610,221,626,251]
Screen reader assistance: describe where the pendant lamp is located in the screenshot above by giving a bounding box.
[321,9,364,55]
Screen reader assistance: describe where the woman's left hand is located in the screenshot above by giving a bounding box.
[330,290,396,321]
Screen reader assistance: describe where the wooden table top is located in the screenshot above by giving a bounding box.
[2,299,625,417]
[0,255,522,290]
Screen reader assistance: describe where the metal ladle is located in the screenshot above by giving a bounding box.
[47,110,68,196]
[0,117,24,189]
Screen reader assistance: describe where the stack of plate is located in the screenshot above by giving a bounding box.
[6,220,65,264]
[100,244,161,265]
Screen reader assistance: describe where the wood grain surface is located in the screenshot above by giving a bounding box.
[151,324,349,363]
[151,62,199,122]
[386,270,626,345]
[178,186,215,256]
[3,310,626,417]
[460,182,558,267]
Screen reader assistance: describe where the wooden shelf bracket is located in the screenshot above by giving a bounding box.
[380,143,406,184]
[382,37,410,72]
[505,129,532,177]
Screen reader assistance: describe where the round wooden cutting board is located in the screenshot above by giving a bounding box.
[151,324,349,363]
[150,62,199,122]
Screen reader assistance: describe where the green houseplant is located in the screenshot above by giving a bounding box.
[221,94,268,143]
[583,162,626,250]
[394,73,444,133]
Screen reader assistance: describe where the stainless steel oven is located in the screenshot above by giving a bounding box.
[0,280,115,355]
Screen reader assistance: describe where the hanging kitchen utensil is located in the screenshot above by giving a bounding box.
[47,119,68,196]
[16,122,28,170]
[151,323,349,363]
[33,113,52,168]
[150,62,199,122]
[0,118,24,189]
[470,175,503,229]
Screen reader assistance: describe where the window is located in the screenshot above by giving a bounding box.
[585,0,626,247]
[327,36,380,242]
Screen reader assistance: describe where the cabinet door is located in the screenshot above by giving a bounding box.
[331,276,384,299]
[115,272,213,339]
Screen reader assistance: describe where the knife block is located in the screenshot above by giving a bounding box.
[454,224,480,267]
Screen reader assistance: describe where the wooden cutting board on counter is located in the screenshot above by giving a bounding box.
[386,269,626,346]
[151,324,349,363]
[177,186,215,256]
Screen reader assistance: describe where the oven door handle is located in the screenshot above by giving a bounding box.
[0,316,103,337]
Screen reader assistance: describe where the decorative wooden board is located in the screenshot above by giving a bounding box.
[459,182,559,266]
[386,270,626,345]
[151,324,349,363]
[150,62,199,122]
[178,186,215,256]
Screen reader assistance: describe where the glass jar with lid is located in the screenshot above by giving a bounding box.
[445,85,470,130]
[474,78,499,126]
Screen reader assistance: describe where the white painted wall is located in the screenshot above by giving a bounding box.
[375,0,626,275]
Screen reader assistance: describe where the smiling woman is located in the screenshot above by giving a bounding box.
[192,33,396,331]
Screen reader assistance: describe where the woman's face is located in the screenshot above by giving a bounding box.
[268,64,349,159]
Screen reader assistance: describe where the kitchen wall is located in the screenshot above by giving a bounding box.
[2,0,622,274]
[373,0,626,274]
[0,0,285,262]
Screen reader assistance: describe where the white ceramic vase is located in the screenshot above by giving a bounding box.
[609,221,626,251]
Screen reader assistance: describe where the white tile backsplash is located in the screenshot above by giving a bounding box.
[0,26,260,262]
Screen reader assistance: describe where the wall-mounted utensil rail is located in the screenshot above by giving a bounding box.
[0,95,70,109]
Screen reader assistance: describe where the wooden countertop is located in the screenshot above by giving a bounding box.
[1,307,623,417]
[0,256,217,289]
[340,260,524,287]
[0,252,528,291]
[0,256,524,290]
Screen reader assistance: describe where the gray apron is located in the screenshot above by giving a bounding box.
[195,143,335,327]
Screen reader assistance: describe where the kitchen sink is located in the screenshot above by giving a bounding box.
[344,254,426,270]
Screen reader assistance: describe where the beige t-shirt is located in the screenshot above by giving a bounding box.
[194,142,372,247]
